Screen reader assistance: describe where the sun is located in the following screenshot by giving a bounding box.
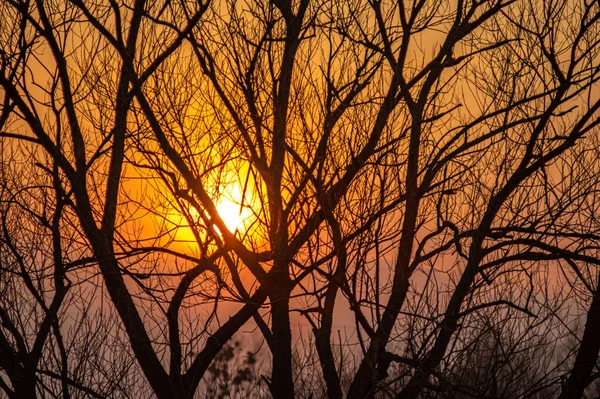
[164,176,253,244]
[216,199,244,232]
[214,183,251,233]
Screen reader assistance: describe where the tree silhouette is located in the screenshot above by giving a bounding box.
[1,0,600,398]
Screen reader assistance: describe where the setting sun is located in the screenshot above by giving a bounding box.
[216,198,246,232]
[214,182,251,233]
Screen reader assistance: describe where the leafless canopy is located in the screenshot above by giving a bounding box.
[1,0,600,398]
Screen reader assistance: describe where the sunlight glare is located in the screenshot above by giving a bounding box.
[215,183,251,233]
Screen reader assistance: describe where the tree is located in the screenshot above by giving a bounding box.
[0,133,137,397]
[1,0,600,398]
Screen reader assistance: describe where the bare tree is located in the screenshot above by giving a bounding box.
[0,139,137,397]
[2,0,600,398]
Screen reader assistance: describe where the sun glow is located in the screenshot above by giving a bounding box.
[216,200,245,232]
[214,182,252,234]
[163,172,255,246]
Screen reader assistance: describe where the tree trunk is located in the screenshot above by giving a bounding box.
[12,368,37,399]
[314,328,343,399]
[559,277,600,399]
[270,268,294,399]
